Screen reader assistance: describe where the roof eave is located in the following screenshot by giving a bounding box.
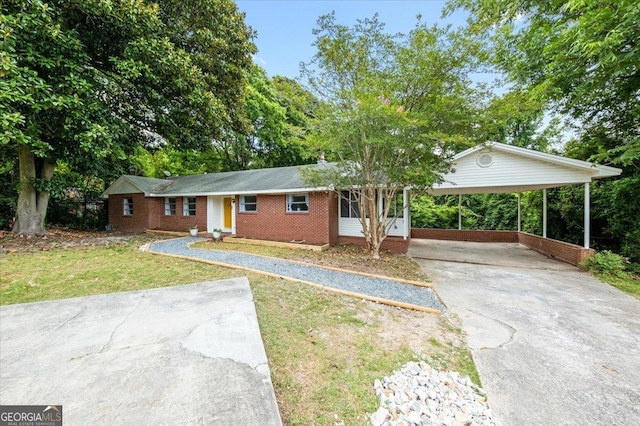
[150,186,331,197]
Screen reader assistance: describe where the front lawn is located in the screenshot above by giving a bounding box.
[0,241,477,425]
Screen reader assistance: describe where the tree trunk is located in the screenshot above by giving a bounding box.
[12,146,55,235]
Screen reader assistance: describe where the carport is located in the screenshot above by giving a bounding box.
[408,239,640,425]
[412,142,622,264]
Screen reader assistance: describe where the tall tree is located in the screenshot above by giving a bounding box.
[302,14,483,259]
[445,0,640,165]
[216,66,319,170]
[1,0,255,234]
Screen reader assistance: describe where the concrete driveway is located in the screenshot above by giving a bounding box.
[409,239,640,426]
[0,278,282,426]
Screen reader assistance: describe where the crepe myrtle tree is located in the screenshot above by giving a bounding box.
[302,95,456,260]
[300,13,482,259]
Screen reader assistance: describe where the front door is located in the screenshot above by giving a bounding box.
[223,197,233,229]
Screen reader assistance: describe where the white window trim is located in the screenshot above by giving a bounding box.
[164,197,176,216]
[340,190,360,218]
[382,193,405,219]
[286,193,309,213]
[123,197,133,216]
[183,197,196,216]
[240,195,257,212]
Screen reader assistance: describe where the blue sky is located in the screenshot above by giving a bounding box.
[236,0,467,79]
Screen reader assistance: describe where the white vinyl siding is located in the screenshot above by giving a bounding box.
[433,150,593,195]
[338,218,406,237]
[338,190,407,238]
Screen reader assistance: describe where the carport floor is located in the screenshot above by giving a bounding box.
[409,239,640,426]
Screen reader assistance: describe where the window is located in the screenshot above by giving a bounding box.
[382,193,404,218]
[287,193,309,212]
[340,191,360,218]
[240,195,257,212]
[164,197,176,216]
[183,197,196,216]
[123,197,133,216]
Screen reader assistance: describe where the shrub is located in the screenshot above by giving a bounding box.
[582,251,629,278]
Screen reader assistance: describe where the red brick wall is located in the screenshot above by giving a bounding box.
[337,236,409,254]
[150,196,207,232]
[411,228,519,242]
[411,228,594,266]
[328,192,339,245]
[108,193,151,232]
[235,192,332,245]
[518,232,594,266]
[108,194,207,233]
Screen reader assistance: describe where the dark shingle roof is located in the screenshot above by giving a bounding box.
[104,163,333,197]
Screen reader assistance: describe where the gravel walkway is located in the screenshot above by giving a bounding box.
[149,238,445,312]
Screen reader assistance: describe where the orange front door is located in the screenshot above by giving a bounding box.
[223,197,232,228]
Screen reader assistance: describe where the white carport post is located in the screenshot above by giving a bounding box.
[517,192,521,232]
[542,189,547,238]
[584,182,590,249]
[403,188,410,240]
[458,194,462,230]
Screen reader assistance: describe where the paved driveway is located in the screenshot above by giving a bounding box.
[0,278,281,426]
[409,239,640,426]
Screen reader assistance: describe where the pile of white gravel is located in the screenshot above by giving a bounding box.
[368,360,495,426]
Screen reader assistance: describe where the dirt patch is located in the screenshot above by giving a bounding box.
[0,227,151,254]
[353,300,463,352]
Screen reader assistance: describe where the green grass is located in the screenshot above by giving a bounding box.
[0,243,478,425]
[593,272,640,299]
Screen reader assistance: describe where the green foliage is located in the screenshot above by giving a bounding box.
[446,0,640,166]
[582,251,629,278]
[411,196,462,229]
[444,0,640,262]
[1,0,255,233]
[412,194,520,231]
[301,13,485,258]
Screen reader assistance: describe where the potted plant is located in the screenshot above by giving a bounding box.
[189,226,198,236]
[212,228,222,241]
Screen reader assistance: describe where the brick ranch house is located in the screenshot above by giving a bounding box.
[103,142,621,262]
[102,163,412,252]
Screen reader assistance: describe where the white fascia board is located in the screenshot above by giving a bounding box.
[492,143,621,176]
[456,142,622,178]
[150,187,330,197]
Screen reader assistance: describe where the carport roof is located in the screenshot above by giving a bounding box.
[430,142,621,195]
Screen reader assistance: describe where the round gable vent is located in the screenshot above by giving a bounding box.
[476,153,493,168]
